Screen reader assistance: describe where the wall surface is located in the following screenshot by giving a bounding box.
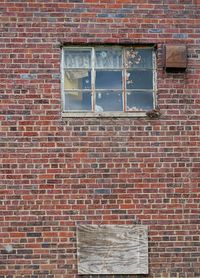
[0,0,200,277]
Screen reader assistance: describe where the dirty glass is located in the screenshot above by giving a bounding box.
[64,70,91,90]
[125,48,153,69]
[65,91,92,111]
[126,70,153,90]
[126,91,153,111]
[96,91,123,112]
[96,71,122,90]
[64,50,91,68]
[63,47,155,113]
[95,49,122,68]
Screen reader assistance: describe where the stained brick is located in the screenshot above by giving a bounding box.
[27,233,42,237]
[94,188,111,195]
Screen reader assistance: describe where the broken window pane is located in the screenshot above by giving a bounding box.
[96,71,122,90]
[64,70,91,90]
[65,91,92,111]
[64,50,91,68]
[125,48,153,69]
[96,91,123,112]
[126,91,153,111]
[126,70,153,90]
[95,49,122,68]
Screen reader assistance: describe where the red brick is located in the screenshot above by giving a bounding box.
[0,0,199,277]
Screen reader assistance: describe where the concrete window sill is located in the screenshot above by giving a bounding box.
[61,111,147,118]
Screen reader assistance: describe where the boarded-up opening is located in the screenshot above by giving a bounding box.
[77,225,148,275]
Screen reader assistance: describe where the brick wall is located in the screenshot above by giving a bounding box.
[0,0,200,277]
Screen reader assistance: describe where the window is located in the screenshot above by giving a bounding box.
[61,46,156,116]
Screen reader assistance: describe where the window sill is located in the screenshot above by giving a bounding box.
[61,111,147,118]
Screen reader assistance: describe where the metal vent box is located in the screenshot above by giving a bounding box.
[164,45,187,69]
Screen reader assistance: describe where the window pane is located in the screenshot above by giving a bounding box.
[64,50,91,68]
[96,91,123,112]
[126,91,153,111]
[65,91,92,111]
[126,70,153,90]
[96,71,122,89]
[125,48,153,69]
[64,70,91,90]
[95,49,122,68]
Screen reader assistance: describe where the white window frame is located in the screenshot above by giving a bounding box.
[61,46,156,118]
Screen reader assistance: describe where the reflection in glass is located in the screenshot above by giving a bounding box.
[125,48,153,69]
[96,71,122,90]
[126,70,153,90]
[65,91,91,111]
[64,50,91,68]
[126,91,153,111]
[95,49,122,68]
[64,70,91,90]
[95,91,123,112]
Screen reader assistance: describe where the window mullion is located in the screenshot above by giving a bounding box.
[61,48,65,111]
[153,50,156,109]
[123,48,126,112]
[91,48,95,112]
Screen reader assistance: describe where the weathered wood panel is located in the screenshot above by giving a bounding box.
[77,225,148,275]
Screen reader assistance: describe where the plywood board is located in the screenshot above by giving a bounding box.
[77,225,148,275]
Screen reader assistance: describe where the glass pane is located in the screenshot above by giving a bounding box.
[126,91,153,111]
[95,49,122,68]
[125,48,153,69]
[95,91,123,112]
[64,70,91,90]
[65,91,91,111]
[96,71,122,89]
[126,70,153,90]
[64,50,91,68]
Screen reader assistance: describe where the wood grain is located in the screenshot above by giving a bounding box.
[77,225,148,275]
